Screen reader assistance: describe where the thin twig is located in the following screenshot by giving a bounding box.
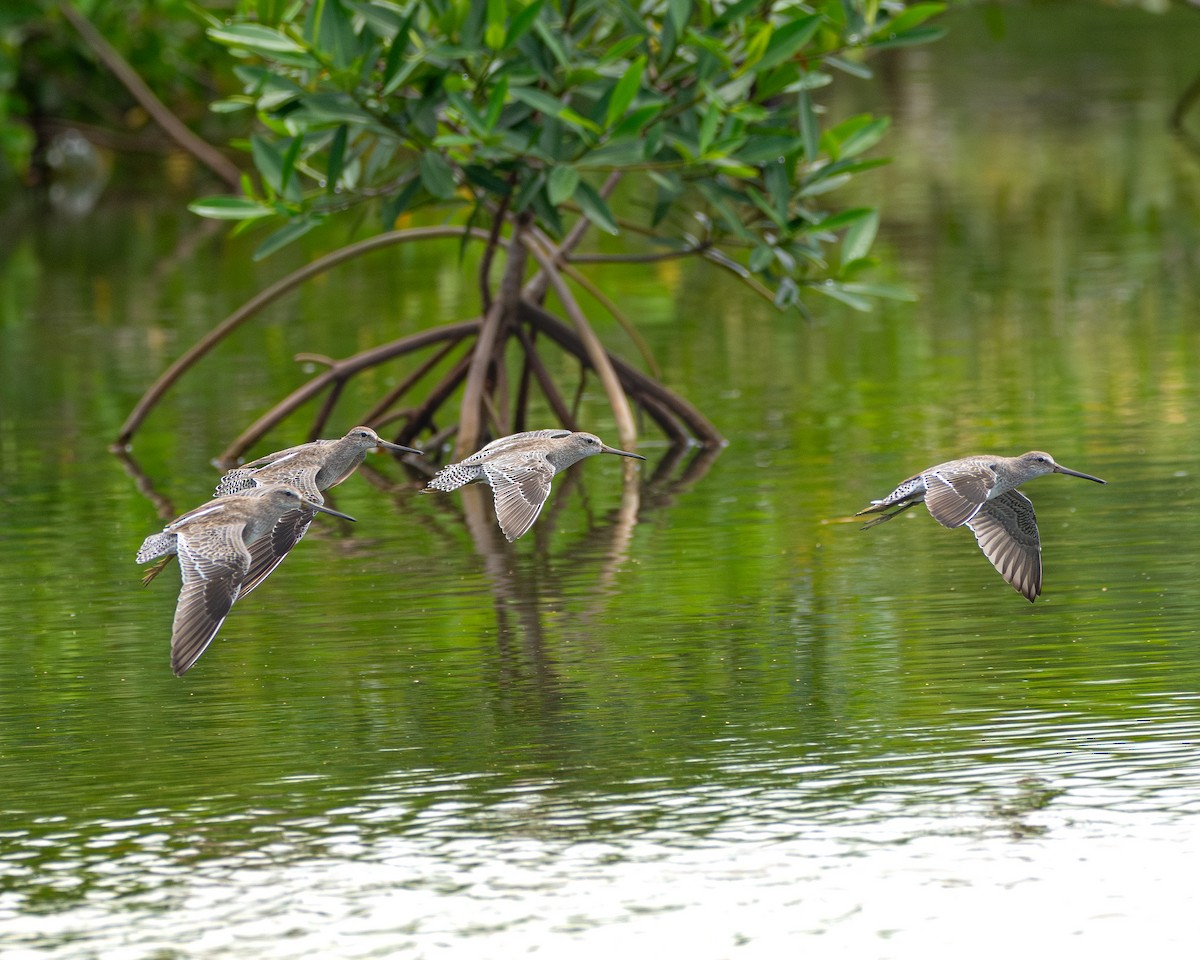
[567,247,708,264]
[557,257,662,379]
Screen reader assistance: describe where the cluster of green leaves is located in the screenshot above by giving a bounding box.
[196,0,945,309]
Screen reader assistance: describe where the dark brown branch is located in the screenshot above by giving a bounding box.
[59,1,243,189]
[397,349,475,448]
[478,173,518,310]
[512,324,577,429]
[357,337,461,426]
[309,379,346,440]
[517,299,724,446]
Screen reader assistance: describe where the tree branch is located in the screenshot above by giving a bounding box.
[59,1,243,189]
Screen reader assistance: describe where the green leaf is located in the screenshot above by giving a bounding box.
[599,35,646,63]
[734,136,804,164]
[698,101,721,156]
[484,75,508,131]
[304,0,358,69]
[296,92,377,125]
[763,159,790,219]
[446,91,488,136]
[573,180,620,235]
[211,98,254,114]
[532,17,569,66]
[188,196,275,220]
[419,151,458,199]
[668,0,692,35]
[485,0,506,50]
[757,15,821,72]
[840,281,917,302]
[842,209,878,263]
[208,22,306,55]
[824,55,873,80]
[325,125,347,193]
[280,134,303,193]
[609,102,664,140]
[710,0,759,32]
[605,55,646,128]
[825,115,890,160]
[749,243,775,273]
[381,177,422,229]
[879,3,946,37]
[251,134,287,195]
[810,207,875,231]
[811,281,873,311]
[505,0,545,47]
[548,165,580,205]
[871,26,947,50]
[380,5,416,87]
[253,217,320,260]
[798,88,819,162]
[462,165,513,196]
[512,170,546,214]
[510,86,601,133]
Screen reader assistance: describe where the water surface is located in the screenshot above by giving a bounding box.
[3,3,1200,956]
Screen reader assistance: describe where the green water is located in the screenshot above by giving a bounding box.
[4,3,1200,956]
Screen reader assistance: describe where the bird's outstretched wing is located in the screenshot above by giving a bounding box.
[922,466,996,528]
[170,526,251,675]
[237,506,316,597]
[966,490,1042,602]
[483,459,555,541]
